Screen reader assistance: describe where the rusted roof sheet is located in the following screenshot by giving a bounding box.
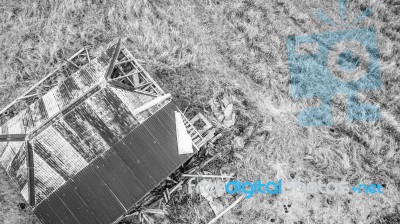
[33,101,198,224]
[0,42,202,224]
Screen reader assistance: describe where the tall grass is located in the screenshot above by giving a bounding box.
[0,0,399,223]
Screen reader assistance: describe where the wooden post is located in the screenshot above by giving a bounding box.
[26,141,35,206]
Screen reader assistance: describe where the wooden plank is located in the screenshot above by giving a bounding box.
[26,141,35,206]
[0,134,26,142]
[132,94,171,115]
[105,38,122,80]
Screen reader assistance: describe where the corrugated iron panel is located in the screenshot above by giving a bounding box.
[8,146,27,189]
[93,149,147,208]
[133,125,176,171]
[0,142,23,171]
[21,107,34,132]
[54,82,74,108]
[34,199,64,224]
[74,69,96,93]
[53,118,96,162]
[91,154,134,209]
[86,87,138,139]
[75,103,118,146]
[63,105,109,157]
[112,141,157,190]
[98,52,110,66]
[41,193,80,224]
[33,152,66,205]
[54,181,101,224]
[3,112,25,134]
[42,87,62,118]
[33,126,87,179]
[70,165,126,224]
[142,115,182,168]
[28,99,48,128]
[84,58,106,83]
[122,129,170,181]
[63,76,83,100]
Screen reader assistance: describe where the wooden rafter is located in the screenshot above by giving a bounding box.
[105,38,122,80]
[0,134,26,142]
[0,47,90,117]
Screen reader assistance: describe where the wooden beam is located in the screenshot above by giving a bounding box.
[110,73,135,81]
[121,48,165,94]
[26,141,35,206]
[84,47,91,62]
[0,48,87,116]
[132,94,171,115]
[18,94,38,100]
[0,134,26,142]
[108,80,136,92]
[115,59,135,66]
[105,38,122,80]
[65,59,80,69]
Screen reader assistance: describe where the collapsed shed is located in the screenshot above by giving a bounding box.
[0,40,204,224]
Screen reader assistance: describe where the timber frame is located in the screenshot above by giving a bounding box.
[0,38,165,141]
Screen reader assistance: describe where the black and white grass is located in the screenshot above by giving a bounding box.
[0,0,399,223]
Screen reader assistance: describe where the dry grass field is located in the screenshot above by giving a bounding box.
[0,0,399,223]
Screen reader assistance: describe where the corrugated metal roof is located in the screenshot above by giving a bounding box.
[0,42,202,224]
[33,101,198,224]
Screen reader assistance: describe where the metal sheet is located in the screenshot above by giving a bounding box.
[53,118,96,162]
[28,99,48,131]
[8,146,27,189]
[91,155,134,209]
[63,105,109,157]
[55,82,74,108]
[142,112,186,167]
[74,69,96,93]
[93,149,147,208]
[34,198,64,224]
[132,125,176,171]
[0,142,21,169]
[63,76,83,99]
[71,165,126,224]
[33,126,87,179]
[74,103,117,146]
[98,52,110,67]
[42,87,61,118]
[22,107,34,132]
[112,141,157,190]
[42,193,80,224]
[122,130,169,182]
[86,87,138,139]
[54,181,101,224]
[33,152,66,205]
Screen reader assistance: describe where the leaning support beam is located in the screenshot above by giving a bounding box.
[26,141,35,206]
[105,38,122,80]
[0,134,26,142]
